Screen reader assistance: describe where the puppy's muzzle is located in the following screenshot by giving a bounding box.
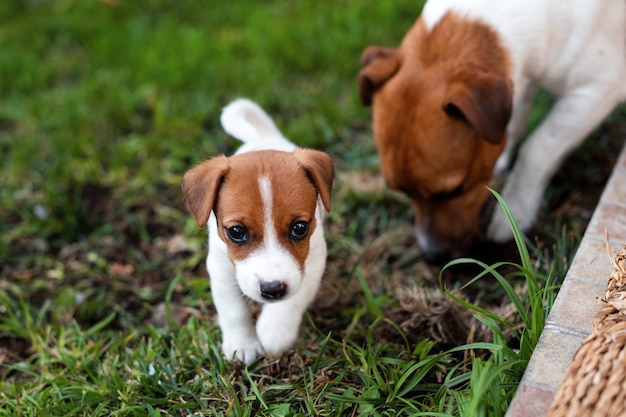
[260,280,287,300]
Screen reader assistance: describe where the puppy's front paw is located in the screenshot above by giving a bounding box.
[222,337,264,366]
[255,310,300,357]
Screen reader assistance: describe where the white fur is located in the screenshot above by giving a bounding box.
[415,223,446,260]
[207,99,326,365]
[424,0,626,242]
[220,98,296,154]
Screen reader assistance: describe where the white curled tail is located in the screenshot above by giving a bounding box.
[220,98,296,153]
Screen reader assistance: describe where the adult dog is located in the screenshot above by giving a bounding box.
[359,0,626,261]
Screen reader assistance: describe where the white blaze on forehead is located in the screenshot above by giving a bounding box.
[259,176,275,248]
[257,175,298,258]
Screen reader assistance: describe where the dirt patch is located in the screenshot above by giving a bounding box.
[0,338,31,380]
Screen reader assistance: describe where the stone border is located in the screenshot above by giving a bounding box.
[506,143,626,416]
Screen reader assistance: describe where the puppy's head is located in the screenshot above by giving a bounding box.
[182,149,333,302]
[358,17,512,261]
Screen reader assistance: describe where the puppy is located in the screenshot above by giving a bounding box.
[359,0,626,261]
[182,99,334,365]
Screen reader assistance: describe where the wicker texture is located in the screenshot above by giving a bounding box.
[547,238,626,417]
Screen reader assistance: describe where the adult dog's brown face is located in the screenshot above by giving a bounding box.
[358,16,513,261]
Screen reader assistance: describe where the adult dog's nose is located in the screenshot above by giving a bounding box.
[260,280,286,300]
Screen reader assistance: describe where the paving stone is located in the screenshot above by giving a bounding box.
[566,237,613,286]
[602,170,626,206]
[586,203,626,242]
[520,328,586,388]
[506,384,555,417]
[547,278,603,333]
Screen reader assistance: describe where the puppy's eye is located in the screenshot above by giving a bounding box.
[226,225,248,244]
[432,183,464,201]
[290,221,309,240]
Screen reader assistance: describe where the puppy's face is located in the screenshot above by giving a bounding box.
[183,150,333,302]
[358,16,512,260]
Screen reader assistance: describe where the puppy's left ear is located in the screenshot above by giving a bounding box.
[294,149,334,212]
[182,155,230,228]
[444,67,513,144]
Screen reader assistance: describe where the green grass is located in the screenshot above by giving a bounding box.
[436,190,559,415]
[1,0,623,415]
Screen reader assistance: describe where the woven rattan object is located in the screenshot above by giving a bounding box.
[547,237,626,417]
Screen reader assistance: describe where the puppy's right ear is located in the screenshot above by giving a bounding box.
[358,46,400,106]
[182,156,230,228]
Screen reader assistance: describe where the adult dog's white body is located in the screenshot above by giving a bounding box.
[183,99,333,365]
[359,0,626,259]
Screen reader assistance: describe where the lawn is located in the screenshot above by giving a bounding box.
[1,1,625,416]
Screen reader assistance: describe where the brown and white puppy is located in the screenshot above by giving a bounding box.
[182,99,333,365]
[359,0,626,261]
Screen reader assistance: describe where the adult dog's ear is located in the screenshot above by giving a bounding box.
[358,46,400,106]
[444,66,513,144]
[294,149,334,212]
[182,155,230,228]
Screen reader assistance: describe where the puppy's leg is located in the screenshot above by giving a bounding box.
[207,229,262,365]
[255,273,322,357]
[488,84,625,242]
[210,272,262,365]
[256,234,327,357]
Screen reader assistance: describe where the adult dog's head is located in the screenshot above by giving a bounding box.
[358,16,513,261]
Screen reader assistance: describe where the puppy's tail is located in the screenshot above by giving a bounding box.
[220,98,296,153]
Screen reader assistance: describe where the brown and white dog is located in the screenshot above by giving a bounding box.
[182,99,333,364]
[359,0,626,261]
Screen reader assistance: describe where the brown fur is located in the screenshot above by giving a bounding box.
[359,13,513,254]
[182,150,333,268]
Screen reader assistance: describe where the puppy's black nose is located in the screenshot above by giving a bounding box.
[260,281,286,300]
